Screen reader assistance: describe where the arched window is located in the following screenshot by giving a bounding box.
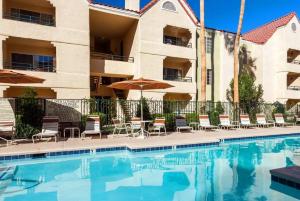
[162,1,176,12]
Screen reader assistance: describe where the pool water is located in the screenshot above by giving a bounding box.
[1,137,300,201]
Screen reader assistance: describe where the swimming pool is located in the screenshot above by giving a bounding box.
[1,136,300,201]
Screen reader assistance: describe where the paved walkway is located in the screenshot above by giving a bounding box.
[0,127,299,156]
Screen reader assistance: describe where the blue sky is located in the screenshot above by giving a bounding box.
[95,0,299,33]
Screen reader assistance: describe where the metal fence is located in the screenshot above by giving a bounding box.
[1,98,299,132]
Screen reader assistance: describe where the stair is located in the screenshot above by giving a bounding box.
[0,99,15,122]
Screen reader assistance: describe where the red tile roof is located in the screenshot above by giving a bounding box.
[243,12,297,44]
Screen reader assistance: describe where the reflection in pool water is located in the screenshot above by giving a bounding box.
[1,137,300,201]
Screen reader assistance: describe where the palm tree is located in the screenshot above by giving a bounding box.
[233,0,246,103]
[200,0,206,102]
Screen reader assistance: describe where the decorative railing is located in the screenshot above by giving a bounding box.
[289,60,300,65]
[4,62,56,72]
[163,36,192,48]
[91,52,134,63]
[287,86,300,91]
[3,12,55,26]
[163,74,192,83]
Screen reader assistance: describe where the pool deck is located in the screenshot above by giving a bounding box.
[0,127,299,156]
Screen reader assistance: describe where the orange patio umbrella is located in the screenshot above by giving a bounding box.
[0,69,45,84]
[108,77,174,138]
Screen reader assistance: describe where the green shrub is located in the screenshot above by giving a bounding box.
[152,113,176,131]
[208,102,225,125]
[136,98,152,121]
[15,88,44,139]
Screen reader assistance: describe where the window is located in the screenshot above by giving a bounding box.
[10,8,55,26]
[207,69,212,85]
[162,1,176,12]
[11,53,54,71]
[163,68,182,80]
[206,37,212,54]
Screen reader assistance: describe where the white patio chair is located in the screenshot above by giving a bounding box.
[240,114,257,128]
[198,115,218,130]
[149,117,167,135]
[219,115,239,130]
[32,116,60,143]
[256,114,275,127]
[81,116,102,139]
[274,113,294,127]
[176,116,192,133]
[112,118,131,137]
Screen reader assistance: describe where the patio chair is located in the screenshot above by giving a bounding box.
[148,117,167,135]
[219,115,239,130]
[256,114,275,127]
[274,113,294,127]
[112,118,131,137]
[240,114,257,128]
[175,116,192,133]
[198,115,218,131]
[130,117,142,137]
[0,121,15,146]
[81,116,102,138]
[32,116,60,143]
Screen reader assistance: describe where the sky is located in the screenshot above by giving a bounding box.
[94,0,299,33]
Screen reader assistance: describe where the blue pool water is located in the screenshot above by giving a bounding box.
[1,137,300,201]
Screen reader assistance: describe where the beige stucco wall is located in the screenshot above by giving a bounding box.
[0,0,90,99]
[134,0,197,100]
[243,16,300,104]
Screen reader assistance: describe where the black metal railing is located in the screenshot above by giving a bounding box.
[287,86,300,91]
[289,60,300,65]
[163,36,192,48]
[163,75,192,82]
[4,62,56,72]
[3,12,55,26]
[91,52,134,63]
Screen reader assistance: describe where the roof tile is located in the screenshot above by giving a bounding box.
[243,12,297,44]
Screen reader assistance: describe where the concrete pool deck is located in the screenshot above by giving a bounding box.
[0,127,299,157]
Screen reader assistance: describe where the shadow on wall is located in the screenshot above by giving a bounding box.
[0,98,15,122]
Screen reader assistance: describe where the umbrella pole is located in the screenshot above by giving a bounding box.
[140,88,143,122]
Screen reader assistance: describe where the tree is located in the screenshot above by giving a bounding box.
[226,73,264,121]
[200,0,207,102]
[233,0,246,103]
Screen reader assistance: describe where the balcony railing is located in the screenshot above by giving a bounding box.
[288,59,300,65]
[163,37,192,48]
[163,75,192,83]
[4,62,56,72]
[288,86,300,91]
[91,52,134,63]
[3,12,55,26]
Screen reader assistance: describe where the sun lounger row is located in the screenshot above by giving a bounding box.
[0,113,296,145]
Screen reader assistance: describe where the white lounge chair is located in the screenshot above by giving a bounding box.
[0,121,15,146]
[274,113,294,127]
[32,116,59,143]
[256,114,274,127]
[81,116,102,138]
[240,114,257,128]
[219,115,239,129]
[198,115,218,130]
[130,117,142,137]
[149,117,167,135]
[112,118,130,137]
[176,116,192,133]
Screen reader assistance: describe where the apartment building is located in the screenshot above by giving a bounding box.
[243,12,300,107]
[0,0,90,99]
[0,0,299,107]
[90,0,198,101]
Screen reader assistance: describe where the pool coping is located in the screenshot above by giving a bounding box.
[0,132,300,162]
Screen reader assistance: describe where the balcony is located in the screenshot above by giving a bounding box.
[2,0,56,26]
[163,74,192,83]
[163,25,192,48]
[3,37,56,73]
[3,10,55,26]
[163,36,192,48]
[91,52,134,63]
[4,60,56,73]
